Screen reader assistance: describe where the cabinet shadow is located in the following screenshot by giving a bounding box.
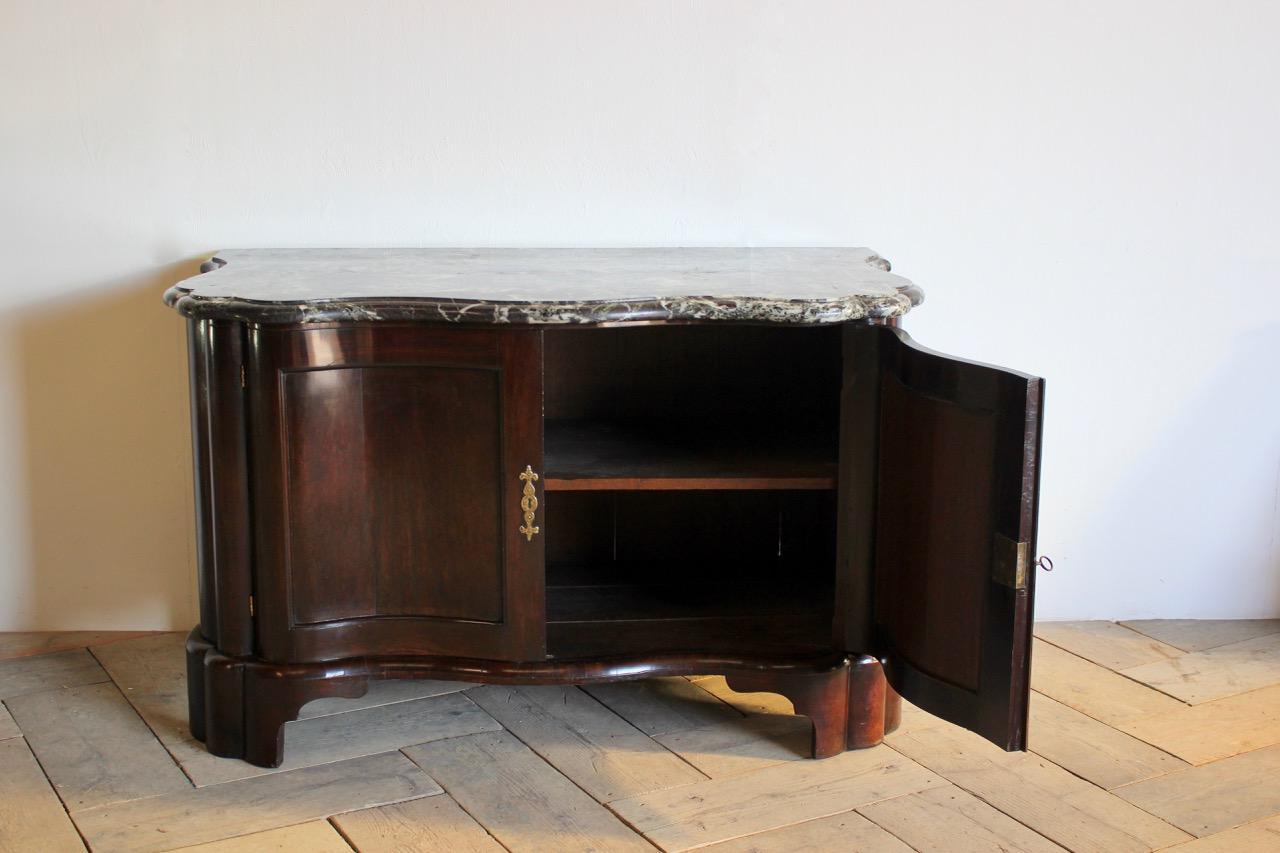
[14,261,200,629]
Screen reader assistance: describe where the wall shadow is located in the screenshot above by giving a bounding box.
[15,261,200,629]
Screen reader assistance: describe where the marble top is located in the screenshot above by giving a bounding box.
[164,248,923,325]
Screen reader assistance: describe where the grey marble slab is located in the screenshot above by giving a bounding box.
[164,248,922,325]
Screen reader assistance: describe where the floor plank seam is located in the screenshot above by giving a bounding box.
[324,812,378,852]
[1022,691,1192,784]
[1034,637,1196,706]
[16,728,95,852]
[85,643,204,791]
[881,740,1187,851]
[396,740,647,852]
[846,803,926,853]
[450,702,665,829]
[565,683,716,788]
[7,626,1279,851]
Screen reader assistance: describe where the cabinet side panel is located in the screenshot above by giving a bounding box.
[207,321,254,656]
[364,366,504,622]
[187,319,217,642]
[875,376,995,692]
[282,369,376,624]
[834,324,882,651]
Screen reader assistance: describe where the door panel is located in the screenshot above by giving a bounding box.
[840,324,1043,749]
[250,325,544,663]
[281,366,376,624]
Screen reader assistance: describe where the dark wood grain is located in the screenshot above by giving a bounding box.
[186,320,215,646]
[544,324,842,437]
[184,319,254,657]
[846,654,891,748]
[726,659,852,758]
[184,629,212,743]
[280,366,376,623]
[869,326,1043,750]
[247,325,544,663]
[365,365,504,620]
[179,306,1041,770]
[548,613,834,660]
[194,649,852,767]
[833,322,882,653]
[544,419,836,491]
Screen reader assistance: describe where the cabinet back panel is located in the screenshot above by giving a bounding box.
[544,325,842,430]
[282,365,504,625]
[875,375,993,692]
[546,490,835,587]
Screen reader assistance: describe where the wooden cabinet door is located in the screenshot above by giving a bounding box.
[837,325,1044,749]
[248,325,544,663]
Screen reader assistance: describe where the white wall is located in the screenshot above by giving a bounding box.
[2,1,1277,629]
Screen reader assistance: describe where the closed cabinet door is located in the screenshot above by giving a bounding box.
[838,324,1044,750]
[248,325,544,663]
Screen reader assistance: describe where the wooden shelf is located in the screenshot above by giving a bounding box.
[547,580,829,623]
[544,575,834,659]
[543,420,837,491]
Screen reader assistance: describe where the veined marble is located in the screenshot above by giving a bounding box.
[164,248,923,325]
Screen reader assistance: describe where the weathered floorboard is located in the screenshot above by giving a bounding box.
[180,692,502,786]
[71,751,439,853]
[609,745,944,850]
[1162,813,1280,851]
[1113,742,1280,837]
[0,737,87,852]
[858,784,1068,852]
[1030,640,1185,724]
[404,730,652,852]
[332,793,504,852]
[701,809,912,852]
[0,702,20,740]
[169,820,353,852]
[1119,632,1280,705]
[1116,683,1280,765]
[1035,621,1184,671]
[1120,619,1280,653]
[584,676,742,737]
[0,631,157,661]
[890,725,1192,852]
[1027,691,1189,789]
[6,681,191,811]
[0,648,108,699]
[654,714,811,778]
[468,684,705,802]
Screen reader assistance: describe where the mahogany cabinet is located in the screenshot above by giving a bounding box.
[168,249,1044,767]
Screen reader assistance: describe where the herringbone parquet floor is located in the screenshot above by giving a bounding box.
[1,620,1278,851]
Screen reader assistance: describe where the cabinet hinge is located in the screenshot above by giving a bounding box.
[992,533,1030,591]
[248,594,255,617]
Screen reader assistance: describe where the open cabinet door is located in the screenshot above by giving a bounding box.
[839,324,1044,750]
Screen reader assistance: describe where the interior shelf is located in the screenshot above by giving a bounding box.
[544,564,835,659]
[543,419,837,491]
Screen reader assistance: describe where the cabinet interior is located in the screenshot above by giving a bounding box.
[542,325,844,658]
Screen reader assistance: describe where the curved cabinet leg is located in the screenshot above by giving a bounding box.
[199,654,372,768]
[241,665,371,768]
[847,654,895,748]
[725,660,851,759]
[185,627,213,743]
[203,651,246,760]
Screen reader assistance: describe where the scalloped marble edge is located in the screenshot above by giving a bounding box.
[163,252,924,326]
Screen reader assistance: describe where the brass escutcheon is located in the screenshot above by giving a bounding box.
[518,465,540,542]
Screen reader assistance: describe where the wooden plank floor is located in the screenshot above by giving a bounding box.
[0,621,1277,851]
